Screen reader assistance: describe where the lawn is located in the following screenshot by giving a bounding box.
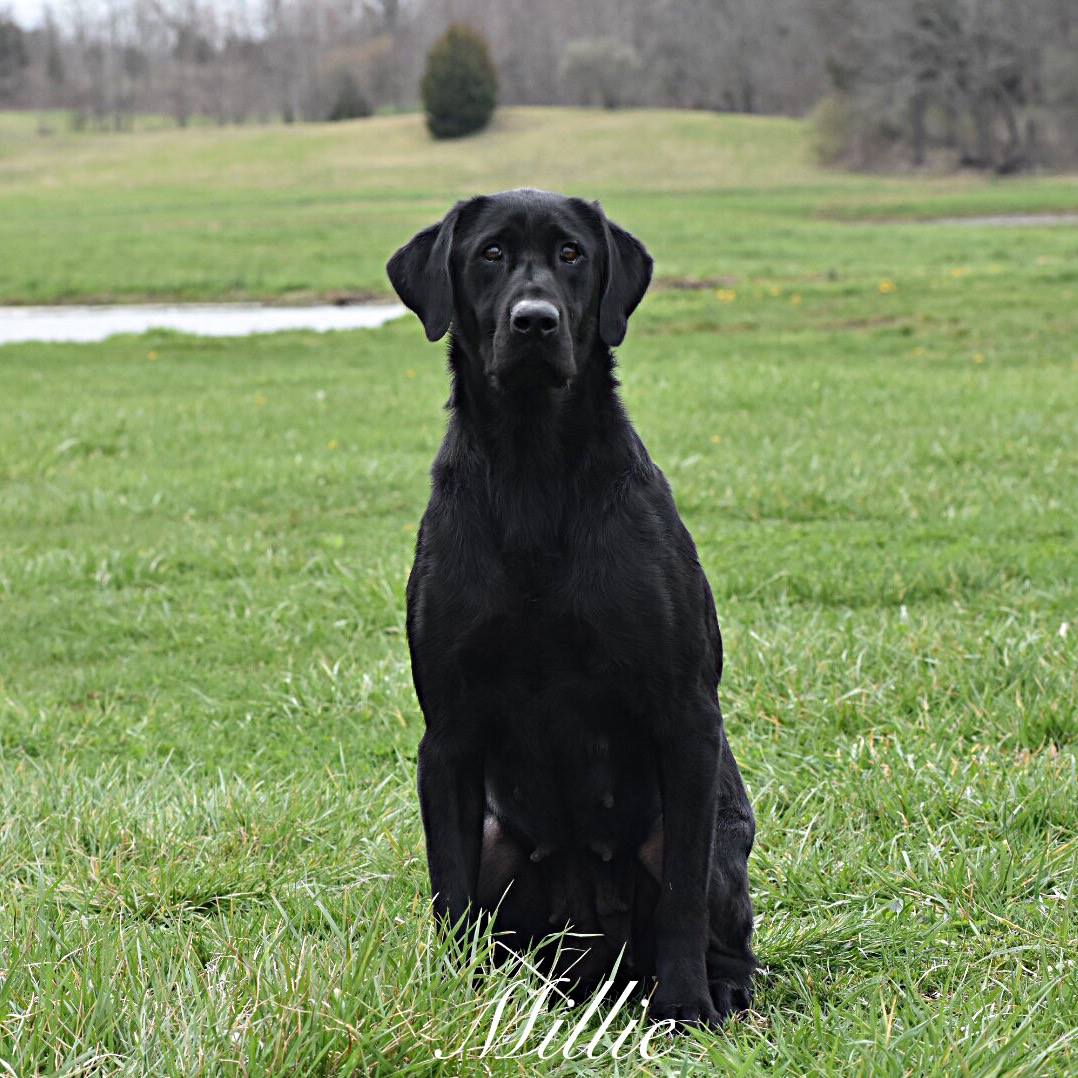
[0,108,1076,1074]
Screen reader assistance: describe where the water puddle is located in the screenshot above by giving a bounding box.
[0,302,407,345]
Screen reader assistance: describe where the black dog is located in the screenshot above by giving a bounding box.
[387,189,756,1026]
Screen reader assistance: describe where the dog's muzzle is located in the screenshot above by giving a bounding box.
[492,300,575,389]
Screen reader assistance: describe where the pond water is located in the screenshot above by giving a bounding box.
[0,303,407,345]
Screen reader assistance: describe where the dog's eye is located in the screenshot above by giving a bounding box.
[559,243,581,264]
[481,244,503,262]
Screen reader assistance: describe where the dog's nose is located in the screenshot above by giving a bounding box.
[510,299,559,338]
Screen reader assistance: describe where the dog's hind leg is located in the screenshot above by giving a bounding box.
[636,783,755,1021]
[704,739,757,1017]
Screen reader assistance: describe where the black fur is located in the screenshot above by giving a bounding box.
[387,188,756,1026]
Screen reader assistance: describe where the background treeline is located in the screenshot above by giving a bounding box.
[1,0,1076,170]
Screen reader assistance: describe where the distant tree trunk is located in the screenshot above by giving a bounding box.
[911,87,927,164]
[943,96,958,149]
[739,74,756,113]
[995,90,1024,172]
[972,95,992,166]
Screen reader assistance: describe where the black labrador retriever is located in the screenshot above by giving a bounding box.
[387,189,756,1026]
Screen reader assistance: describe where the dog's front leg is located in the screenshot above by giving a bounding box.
[649,709,721,1026]
[417,726,484,934]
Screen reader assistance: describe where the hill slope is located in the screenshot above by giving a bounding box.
[1,107,1076,303]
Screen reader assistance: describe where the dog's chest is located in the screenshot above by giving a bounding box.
[471,561,662,846]
[500,546,562,601]
[454,542,648,690]
[414,508,674,847]
[457,589,597,691]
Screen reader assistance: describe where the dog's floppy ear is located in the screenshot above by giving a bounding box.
[386,203,463,342]
[597,204,653,347]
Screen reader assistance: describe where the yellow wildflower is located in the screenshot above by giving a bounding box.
[715,288,736,303]
[879,279,897,294]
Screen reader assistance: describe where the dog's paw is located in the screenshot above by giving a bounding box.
[709,977,753,1020]
[648,990,720,1029]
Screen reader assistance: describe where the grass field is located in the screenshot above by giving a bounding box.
[3,106,1078,304]
[1,107,1077,1074]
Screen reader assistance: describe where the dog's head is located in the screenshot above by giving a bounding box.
[387,189,652,392]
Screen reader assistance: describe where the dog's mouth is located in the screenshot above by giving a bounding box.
[488,343,576,394]
[489,364,572,394]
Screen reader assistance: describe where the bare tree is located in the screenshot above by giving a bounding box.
[0,12,30,103]
[3,0,1071,169]
[560,38,641,108]
[815,0,1077,171]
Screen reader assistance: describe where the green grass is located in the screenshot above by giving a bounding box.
[2,106,1078,304]
[1,108,1077,1074]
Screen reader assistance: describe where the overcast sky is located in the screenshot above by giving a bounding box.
[6,1,173,27]
[7,1,258,27]
[8,0,52,26]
